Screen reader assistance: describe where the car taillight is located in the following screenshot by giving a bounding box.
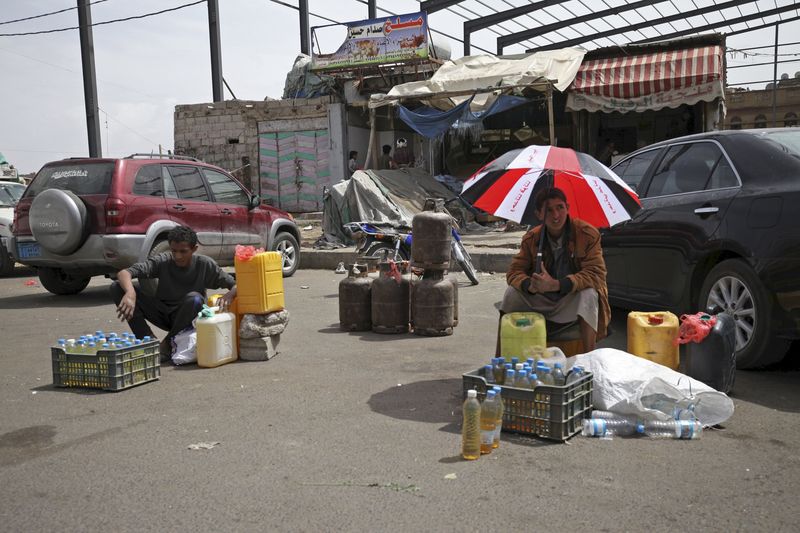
[105,197,127,226]
[11,208,18,233]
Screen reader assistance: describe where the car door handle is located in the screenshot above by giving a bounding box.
[172,204,186,212]
[694,206,719,215]
[220,208,233,215]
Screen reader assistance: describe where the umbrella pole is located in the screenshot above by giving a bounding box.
[547,83,555,146]
[534,226,545,274]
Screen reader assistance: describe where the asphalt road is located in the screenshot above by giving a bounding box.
[1,268,798,532]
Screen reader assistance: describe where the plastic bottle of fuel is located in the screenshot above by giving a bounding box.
[552,363,566,386]
[492,386,503,449]
[461,390,481,460]
[480,390,498,455]
[484,364,496,384]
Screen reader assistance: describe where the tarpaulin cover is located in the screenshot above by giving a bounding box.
[370,47,586,110]
[321,167,456,243]
[397,94,530,138]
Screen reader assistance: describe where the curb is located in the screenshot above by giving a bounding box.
[298,247,514,273]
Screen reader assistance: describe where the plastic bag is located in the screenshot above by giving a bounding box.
[171,327,197,365]
[675,312,717,345]
[572,348,734,427]
[234,244,265,261]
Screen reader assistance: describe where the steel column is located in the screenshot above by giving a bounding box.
[208,0,223,102]
[77,0,102,157]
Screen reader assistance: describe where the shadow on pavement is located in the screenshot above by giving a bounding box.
[731,346,800,413]
[0,285,111,310]
[368,378,461,430]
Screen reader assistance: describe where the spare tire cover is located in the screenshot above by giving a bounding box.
[29,189,89,255]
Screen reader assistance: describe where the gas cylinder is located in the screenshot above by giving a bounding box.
[411,209,452,269]
[339,264,372,331]
[683,312,736,393]
[371,261,410,334]
[449,275,459,327]
[627,311,680,369]
[411,270,454,336]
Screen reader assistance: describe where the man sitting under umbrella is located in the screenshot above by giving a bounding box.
[497,187,610,353]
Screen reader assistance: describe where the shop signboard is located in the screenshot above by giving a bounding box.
[311,11,428,70]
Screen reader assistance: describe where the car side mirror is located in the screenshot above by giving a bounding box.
[248,194,261,210]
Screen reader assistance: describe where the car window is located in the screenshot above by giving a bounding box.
[166,166,210,202]
[614,150,659,193]
[132,165,164,196]
[24,162,114,198]
[202,169,250,207]
[764,130,800,156]
[708,157,739,189]
[162,167,179,199]
[645,142,722,197]
[0,183,24,206]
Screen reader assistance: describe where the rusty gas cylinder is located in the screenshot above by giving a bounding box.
[411,269,455,336]
[339,264,372,331]
[449,275,459,327]
[411,209,452,269]
[371,261,410,334]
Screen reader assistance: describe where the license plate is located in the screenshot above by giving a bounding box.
[17,242,42,259]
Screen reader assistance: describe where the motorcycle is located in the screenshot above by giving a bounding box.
[342,221,479,285]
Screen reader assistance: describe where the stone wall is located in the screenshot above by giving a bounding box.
[173,96,338,195]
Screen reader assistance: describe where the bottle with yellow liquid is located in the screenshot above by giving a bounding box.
[627,311,680,369]
[491,386,504,449]
[480,390,498,455]
[461,389,481,460]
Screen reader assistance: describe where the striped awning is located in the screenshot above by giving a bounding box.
[566,45,725,113]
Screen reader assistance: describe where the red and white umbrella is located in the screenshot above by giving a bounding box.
[460,145,641,228]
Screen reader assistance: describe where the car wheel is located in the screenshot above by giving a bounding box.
[38,267,91,295]
[139,240,170,296]
[0,243,14,276]
[699,259,790,369]
[272,232,299,277]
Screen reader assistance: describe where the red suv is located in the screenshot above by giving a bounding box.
[11,154,301,295]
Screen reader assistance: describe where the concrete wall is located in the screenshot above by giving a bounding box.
[725,86,800,129]
[173,96,339,198]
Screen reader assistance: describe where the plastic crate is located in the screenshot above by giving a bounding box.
[462,366,593,442]
[51,341,160,392]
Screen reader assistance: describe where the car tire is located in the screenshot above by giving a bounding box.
[139,240,170,296]
[29,189,89,255]
[272,232,300,277]
[0,243,14,276]
[38,267,91,295]
[699,259,791,369]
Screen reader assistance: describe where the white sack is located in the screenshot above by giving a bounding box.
[171,327,197,366]
[572,348,734,427]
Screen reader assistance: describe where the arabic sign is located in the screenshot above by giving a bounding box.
[311,11,428,70]
[566,80,725,113]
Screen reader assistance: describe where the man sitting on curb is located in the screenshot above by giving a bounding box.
[497,187,610,355]
[110,225,237,362]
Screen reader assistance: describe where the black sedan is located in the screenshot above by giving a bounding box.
[604,128,800,369]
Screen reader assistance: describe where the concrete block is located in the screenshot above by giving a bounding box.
[238,335,281,361]
[239,310,290,338]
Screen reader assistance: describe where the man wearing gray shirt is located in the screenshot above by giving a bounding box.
[110,225,237,362]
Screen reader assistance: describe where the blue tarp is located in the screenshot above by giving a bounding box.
[397,95,530,138]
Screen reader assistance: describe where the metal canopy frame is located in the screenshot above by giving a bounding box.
[418,0,800,57]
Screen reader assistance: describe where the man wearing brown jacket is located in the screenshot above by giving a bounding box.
[499,187,610,353]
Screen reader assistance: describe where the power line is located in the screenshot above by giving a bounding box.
[0,0,206,37]
[0,0,110,26]
[268,0,342,25]
[98,105,162,147]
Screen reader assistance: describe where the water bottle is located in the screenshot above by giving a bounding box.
[537,364,554,385]
[582,418,639,437]
[493,358,505,384]
[56,338,66,350]
[492,386,503,449]
[566,365,584,385]
[511,357,519,368]
[86,342,97,355]
[641,420,703,439]
[552,363,566,386]
[526,358,535,367]
[505,369,516,387]
[515,369,529,388]
[484,364,496,384]
[461,390,482,460]
[480,390,498,455]
[642,394,697,421]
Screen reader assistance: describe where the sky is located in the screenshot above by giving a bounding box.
[2,0,799,174]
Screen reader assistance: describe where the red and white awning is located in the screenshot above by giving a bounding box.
[566,45,725,113]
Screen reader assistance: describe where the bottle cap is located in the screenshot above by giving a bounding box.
[492,385,501,393]
[143,336,151,341]
[487,390,496,398]
[467,389,477,398]
[554,363,563,368]
[636,424,645,434]
[102,343,110,348]
[529,373,538,380]
[57,338,66,344]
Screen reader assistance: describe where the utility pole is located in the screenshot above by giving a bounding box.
[368,0,377,19]
[772,23,779,127]
[77,0,102,157]
[208,0,223,102]
[299,0,310,55]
